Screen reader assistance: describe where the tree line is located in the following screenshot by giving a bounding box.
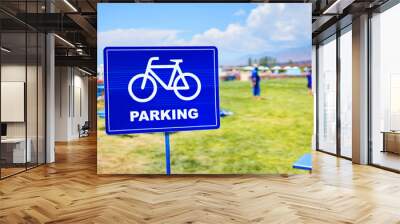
[248,56,295,67]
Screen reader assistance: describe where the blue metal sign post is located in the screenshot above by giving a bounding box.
[164,132,171,175]
[103,46,220,175]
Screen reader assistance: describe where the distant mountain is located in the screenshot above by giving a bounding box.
[225,46,312,66]
[271,47,312,63]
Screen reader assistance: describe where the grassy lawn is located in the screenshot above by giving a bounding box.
[97,78,313,174]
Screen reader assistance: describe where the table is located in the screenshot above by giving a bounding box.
[1,138,31,164]
[382,131,400,154]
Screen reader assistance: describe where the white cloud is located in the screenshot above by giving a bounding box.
[98,4,311,65]
[98,28,181,48]
[271,21,296,41]
[234,9,246,16]
[182,4,309,56]
[187,24,268,52]
[246,4,272,28]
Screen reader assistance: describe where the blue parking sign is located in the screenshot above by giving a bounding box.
[103,46,220,134]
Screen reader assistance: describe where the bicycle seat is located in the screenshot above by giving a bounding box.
[170,59,183,63]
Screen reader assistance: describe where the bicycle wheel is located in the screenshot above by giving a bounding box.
[128,73,157,103]
[173,72,201,101]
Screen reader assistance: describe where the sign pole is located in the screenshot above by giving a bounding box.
[164,132,171,175]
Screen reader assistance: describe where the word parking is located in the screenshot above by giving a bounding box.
[130,108,199,122]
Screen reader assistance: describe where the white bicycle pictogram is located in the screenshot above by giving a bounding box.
[128,57,201,103]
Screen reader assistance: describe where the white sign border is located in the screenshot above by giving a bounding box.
[104,47,219,134]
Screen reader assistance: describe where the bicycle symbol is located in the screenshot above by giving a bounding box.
[128,57,201,103]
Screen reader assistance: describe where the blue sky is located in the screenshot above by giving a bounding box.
[98,3,311,69]
[99,4,256,39]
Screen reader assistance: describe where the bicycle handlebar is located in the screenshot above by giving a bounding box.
[148,57,160,64]
[147,57,182,69]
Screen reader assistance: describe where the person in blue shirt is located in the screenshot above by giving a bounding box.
[306,69,312,96]
[251,66,261,98]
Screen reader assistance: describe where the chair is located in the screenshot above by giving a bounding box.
[79,121,90,138]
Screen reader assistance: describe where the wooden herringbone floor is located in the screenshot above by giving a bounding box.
[1,135,400,223]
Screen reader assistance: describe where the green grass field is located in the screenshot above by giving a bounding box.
[97,78,313,174]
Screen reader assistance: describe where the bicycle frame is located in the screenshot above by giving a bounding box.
[129,56,202,103]
[141,57,189,90]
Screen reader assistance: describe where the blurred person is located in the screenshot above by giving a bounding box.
[251,65,261,99]
[306,68,312,96]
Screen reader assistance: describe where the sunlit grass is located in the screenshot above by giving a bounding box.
[97,78,313,174]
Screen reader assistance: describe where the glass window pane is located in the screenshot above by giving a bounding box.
[27,31,38,168]
[38,33,45,165]
[371,4,400,171]
[318,36,337,154]
[1,31,27,177]
[340,29,352,158]
[0,1,46,179]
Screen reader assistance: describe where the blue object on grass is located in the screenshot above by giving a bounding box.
[220,109,233,117]
[292,153,312,171]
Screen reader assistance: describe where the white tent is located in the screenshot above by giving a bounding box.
[283,66,292,70]
[286,66,302,76]
[272,66,281,70]
[272,66,281,74]
[258,66,270,71]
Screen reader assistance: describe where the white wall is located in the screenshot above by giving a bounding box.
[55,67,89,141]
[55,66,69,141]
[71,72,89,138]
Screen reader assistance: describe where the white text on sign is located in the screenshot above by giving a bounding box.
[130,108,199,122]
